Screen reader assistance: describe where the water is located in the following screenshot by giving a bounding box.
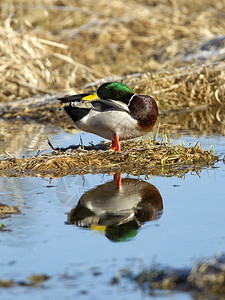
[0,120,225,299]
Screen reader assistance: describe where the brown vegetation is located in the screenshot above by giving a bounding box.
[0,0,224,110]
[0,1,223,176]
[0,140,218,178]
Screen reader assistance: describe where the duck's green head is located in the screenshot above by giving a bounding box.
[97,82,134,103]
[82,82,134,104]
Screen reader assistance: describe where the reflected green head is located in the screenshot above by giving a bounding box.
[97,82,134,104]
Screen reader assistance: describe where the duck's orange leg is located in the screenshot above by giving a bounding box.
[109,134,121,152]
[110,140,116,150]
[114,173,122,189]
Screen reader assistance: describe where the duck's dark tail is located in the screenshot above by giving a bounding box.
[62,105,90,122]
[58,93,90,103]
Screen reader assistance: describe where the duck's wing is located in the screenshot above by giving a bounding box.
[61,100,117,123]
[59,92,130,124]
[58,93,129,112]
[97,99,130,112]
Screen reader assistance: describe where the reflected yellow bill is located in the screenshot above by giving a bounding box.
[90,224,106,233]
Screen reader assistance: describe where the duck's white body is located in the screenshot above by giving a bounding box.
[72,102,144,141]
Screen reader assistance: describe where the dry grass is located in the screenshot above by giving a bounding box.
[0,17,99,101]
[0,0,223,176]
[158,105,225,136]
[0,140,218,178]
[0,0,225,107]
[138,66,225,110]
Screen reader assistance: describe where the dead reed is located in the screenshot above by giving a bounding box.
[0,140,218,178]
[0,0,224,106]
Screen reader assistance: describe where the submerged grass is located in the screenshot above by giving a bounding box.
[0,274,49,287]
[0,203,20,219]
[132,254,225,296]
[0,140,218,178]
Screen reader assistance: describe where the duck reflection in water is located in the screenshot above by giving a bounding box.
[67,174,163,242]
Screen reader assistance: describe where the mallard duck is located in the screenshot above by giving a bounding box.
[67,174,163,241]
[58,82,158,152]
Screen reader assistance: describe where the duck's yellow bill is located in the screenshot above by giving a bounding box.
[82,91,100,101]
[90,224,106,233]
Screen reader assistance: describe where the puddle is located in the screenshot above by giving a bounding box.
[0,119,59,157]
[0,118,225,299]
